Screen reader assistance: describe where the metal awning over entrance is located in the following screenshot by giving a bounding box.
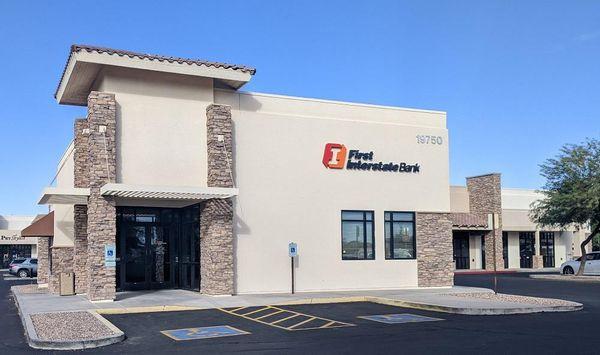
[100,183,238,201]
[38,184,238,205]
[38,187,90,205]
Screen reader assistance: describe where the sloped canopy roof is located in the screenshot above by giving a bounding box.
[56,44,256,105]
[21,211,53,237]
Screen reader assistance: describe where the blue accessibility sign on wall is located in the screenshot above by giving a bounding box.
[359,313,443,324]
[161,325,249,341]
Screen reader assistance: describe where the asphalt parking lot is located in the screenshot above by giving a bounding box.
[3,271,600,354]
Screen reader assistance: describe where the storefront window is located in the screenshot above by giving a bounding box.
[341,211,374,260]
[384,212,416,259]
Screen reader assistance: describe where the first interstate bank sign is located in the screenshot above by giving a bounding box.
[322,143,420,173]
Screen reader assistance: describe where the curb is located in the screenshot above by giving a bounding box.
[97,305,202,315]
[364,296,583,315]
[275,295,583,315]
[454,271,518,275]
[11,287,125,351]
[530,275,600,283]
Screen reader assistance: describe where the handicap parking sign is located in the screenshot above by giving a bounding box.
[105,245,116,268]
[289,242,298,257]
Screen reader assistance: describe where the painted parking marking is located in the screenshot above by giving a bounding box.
[358,313,444,324]
[255,309,285,320]
[161,325,249,341]
[270,313,300,325]
[219,305,354,331]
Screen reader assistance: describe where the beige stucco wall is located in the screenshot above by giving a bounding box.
[94,67,214,188]
[216,90,449,293]
[52,142,75,247]
[450,186,470,213]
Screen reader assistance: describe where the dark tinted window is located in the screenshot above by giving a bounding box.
[11,259,25,264]
[30,259,38,264]
[384,212,416,259]
[341,211,375,260]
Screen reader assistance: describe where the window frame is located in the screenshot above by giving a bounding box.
[341,210,375,261]
[384,211,417,260]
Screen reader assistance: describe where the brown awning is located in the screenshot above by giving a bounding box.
[21,211,53,237]
[451,212,490,230]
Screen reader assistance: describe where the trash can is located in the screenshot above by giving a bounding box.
[59,272,75,296]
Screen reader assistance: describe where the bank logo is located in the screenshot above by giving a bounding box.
[322,143,347,169]
[321,142,421,174]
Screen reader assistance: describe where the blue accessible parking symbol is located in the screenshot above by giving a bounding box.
[359,313,443,324]
[161,325,249,341]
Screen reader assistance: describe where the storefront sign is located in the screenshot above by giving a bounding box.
[0,233,25,242]
[105,244,116,268]
[322,143,420,173]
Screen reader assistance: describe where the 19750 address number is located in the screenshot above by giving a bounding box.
[416,135,443,145]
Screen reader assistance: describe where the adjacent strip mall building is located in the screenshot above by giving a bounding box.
[31,45,589,301]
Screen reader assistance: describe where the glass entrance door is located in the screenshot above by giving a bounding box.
[502,232,509,269]
[540,232,555,267]
[120,223,173,290]
[519,232,535,268]
[453,232,470,269]
[177,205,200,291]
[116,206,200,292]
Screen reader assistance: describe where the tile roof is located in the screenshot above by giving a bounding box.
[451,213,489,229]
[55,44,256,98]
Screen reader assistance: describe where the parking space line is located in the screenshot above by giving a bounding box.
[255,309,284,320]
[219,305,355,331]
[288,316,317,329]
[219,308,291,331]
[240,307,271,316]
[320,320,336,328]
[270,313,299,324]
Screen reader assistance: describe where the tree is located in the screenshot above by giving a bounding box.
[530,138,600,276]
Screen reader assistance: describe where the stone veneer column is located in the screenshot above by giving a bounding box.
[49,246,74,293]
[200,104,234,295]
[466,173,504,271]
[36,237,50,285]
[85,91,117,301]
[416,213,454,287]
[73,119,89,294]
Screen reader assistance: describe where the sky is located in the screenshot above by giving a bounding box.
[0,0,599,215]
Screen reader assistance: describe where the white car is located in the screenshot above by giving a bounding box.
[560,252,600,275]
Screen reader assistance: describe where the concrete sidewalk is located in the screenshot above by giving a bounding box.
[14,285,581,315]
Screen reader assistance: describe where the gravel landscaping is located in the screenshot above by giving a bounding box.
[30,311,117,341]
[445,292,576,306]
